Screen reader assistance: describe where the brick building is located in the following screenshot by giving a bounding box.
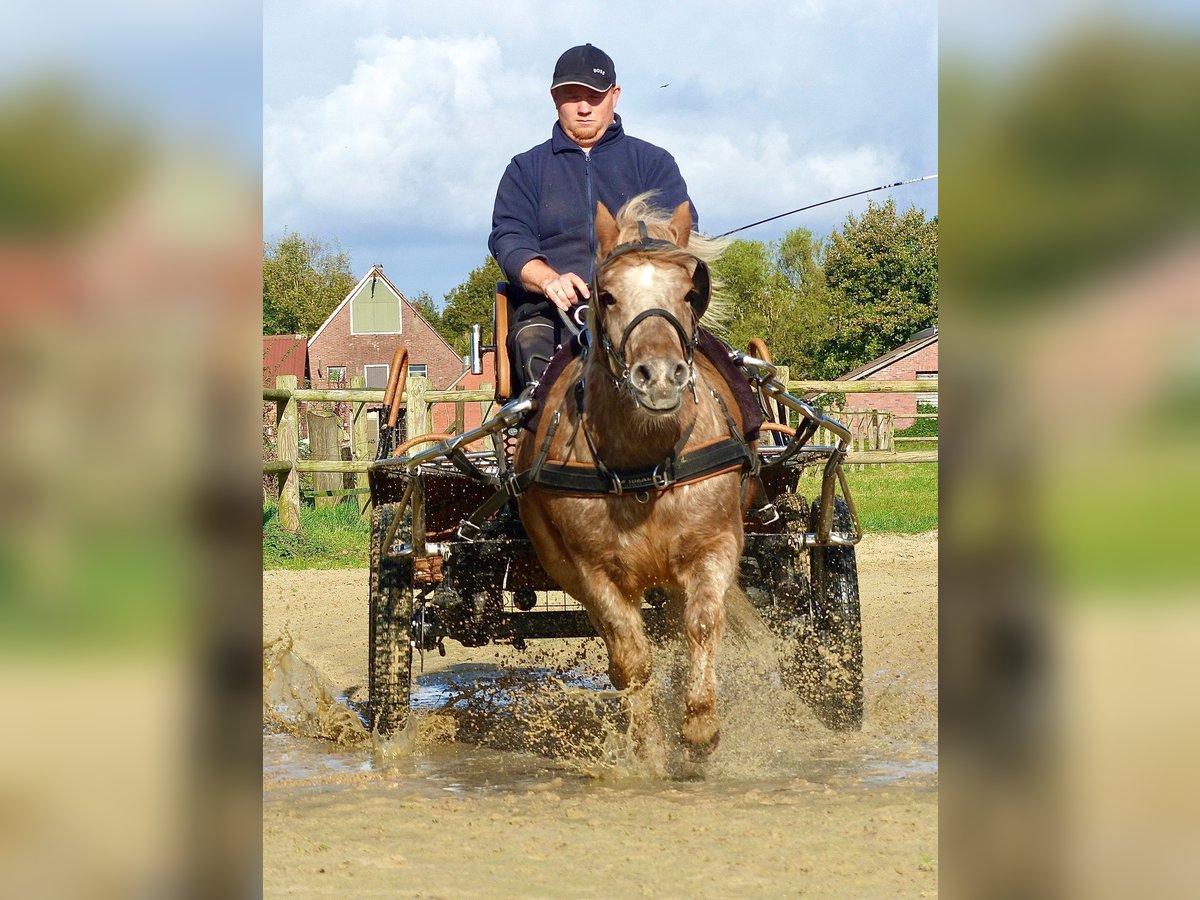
[307,264,494,439]
[833,327,938,429]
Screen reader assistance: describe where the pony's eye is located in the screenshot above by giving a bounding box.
[598,291,616,307]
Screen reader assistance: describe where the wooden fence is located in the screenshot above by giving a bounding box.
[263,374,936,532]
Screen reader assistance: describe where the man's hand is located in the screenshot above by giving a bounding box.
[520,260,591,311]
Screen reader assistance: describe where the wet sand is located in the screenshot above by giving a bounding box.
[263,531,938,898]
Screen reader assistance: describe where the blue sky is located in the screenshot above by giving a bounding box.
[263,1,938,303]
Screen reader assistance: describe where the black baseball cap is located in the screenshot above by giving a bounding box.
[551,44,616,92]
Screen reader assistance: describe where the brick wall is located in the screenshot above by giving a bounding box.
[309,298,466,392]
[842,340,938,429]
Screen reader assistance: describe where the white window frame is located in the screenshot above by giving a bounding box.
[916,371,938,407]
[407,363,428,379]
[363,364,390,390]
[327,365,347,384]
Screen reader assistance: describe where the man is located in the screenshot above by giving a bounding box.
[489,43,697,391]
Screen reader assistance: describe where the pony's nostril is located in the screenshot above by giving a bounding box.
[631,364,653,389]
[672,362,689,386]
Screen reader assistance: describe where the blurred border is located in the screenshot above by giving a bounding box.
[942,2,1200,896]
[0,4,263,896]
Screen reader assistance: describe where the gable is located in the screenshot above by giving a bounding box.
[350,273,402,334]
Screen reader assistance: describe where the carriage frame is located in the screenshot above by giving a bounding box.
[366,333,865,737]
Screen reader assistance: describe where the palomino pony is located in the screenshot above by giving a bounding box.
[515,194,753,766]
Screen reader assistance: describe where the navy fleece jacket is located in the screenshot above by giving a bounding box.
[488,114,696,316]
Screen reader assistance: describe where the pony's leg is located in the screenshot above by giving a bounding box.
[679,548,737,758]
[580,577,666,770]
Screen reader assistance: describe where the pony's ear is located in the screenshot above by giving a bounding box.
[667,201,693,249]
[595,202,619,257]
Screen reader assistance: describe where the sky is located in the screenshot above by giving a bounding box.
[263,0,938,304]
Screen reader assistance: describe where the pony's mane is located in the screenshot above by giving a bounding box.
[605,192,731,331]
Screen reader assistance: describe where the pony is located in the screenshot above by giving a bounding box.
[515,193,752,767]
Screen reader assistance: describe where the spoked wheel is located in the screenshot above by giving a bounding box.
[368,502,413,735]
[793,496,864,730]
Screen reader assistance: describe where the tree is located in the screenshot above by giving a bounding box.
[409,290,441,332]
[262,232,356,335]
[818,200,937,379]
[440,257,503,355]
[710,228,831,375]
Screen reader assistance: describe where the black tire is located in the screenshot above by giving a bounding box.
[796,496,864,730]
[368,502,413,735]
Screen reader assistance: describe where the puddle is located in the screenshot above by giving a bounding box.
[262,633,937,798]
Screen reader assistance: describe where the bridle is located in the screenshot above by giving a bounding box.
[586,221,712,404]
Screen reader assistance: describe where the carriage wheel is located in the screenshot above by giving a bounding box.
[796,496,864,730]
[368,502,413,735]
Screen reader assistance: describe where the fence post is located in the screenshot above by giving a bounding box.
[275,374,301,533]
[404,375,431,454]
[307,406,341,508]
[350,375,371,518]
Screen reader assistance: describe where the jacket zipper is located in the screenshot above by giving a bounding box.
[584,152,595,270]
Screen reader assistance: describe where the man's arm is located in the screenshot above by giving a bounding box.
[490,158,590,309]
[488,158,546,286]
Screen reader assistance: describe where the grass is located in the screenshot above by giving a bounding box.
[263,500,371,569]
[822,463,938,534]
[262,464,937,570]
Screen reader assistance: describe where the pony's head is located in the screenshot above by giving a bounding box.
[590,193,725,415]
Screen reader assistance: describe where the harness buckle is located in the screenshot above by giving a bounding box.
[502,471,522,498]
[457,519,482,542]
[753,502,780,526]
[652,462,673,490]
[609,470,624,495]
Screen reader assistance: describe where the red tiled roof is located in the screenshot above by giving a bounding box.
[263,334,308,384]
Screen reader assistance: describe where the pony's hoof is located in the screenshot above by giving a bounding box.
[683,730,720,763]
[681,715,720,761]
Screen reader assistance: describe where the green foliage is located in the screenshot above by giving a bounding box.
[819,199,938,379]
[262,232,357,336]
[0,79,143,237]
[896,404,940,438]
[943,31,1200,304]
[439,257,502,354]
[263,501,371,569]
[409,290,442,331]
[711,228,831,375]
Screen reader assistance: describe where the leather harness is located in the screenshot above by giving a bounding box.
[455,225,772,540]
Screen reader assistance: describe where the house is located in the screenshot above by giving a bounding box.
[307,264,488,439]
[832,327,938,429]
[262,334,309,387]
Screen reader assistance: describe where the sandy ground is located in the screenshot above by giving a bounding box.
[263,531,938,898]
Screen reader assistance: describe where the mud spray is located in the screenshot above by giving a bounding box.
[263,602,935,788]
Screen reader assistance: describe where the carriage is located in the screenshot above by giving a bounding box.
[366,202,865,753]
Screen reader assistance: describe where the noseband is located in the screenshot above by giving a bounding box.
[588,221,712,403]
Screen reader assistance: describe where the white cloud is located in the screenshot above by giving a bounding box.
[264,2,937,294]
[265,35,544,238]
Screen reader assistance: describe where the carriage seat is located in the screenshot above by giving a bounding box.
[493,282,514,403]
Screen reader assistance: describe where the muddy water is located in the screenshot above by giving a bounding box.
[263,533,938,898]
